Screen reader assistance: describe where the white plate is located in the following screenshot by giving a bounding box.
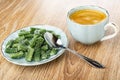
[1,25,68,66]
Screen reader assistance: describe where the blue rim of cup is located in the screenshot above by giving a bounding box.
[67,5,110,27]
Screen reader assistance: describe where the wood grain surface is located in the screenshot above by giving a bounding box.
[0,0,120,80]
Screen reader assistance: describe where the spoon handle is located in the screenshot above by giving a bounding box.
[65,48,105,68]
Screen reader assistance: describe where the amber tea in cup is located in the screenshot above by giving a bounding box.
[69,9,106,25]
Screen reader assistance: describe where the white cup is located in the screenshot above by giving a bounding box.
[67,5,119,44]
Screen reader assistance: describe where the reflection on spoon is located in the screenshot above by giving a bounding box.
[44,32,105,69]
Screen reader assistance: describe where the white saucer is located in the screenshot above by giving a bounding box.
[1,25,68,66]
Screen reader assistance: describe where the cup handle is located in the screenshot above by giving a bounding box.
[101,22,119,41]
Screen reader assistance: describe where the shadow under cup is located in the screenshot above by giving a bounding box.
[67,5,109,45]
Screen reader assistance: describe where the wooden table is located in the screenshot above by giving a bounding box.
[0,0,120,80]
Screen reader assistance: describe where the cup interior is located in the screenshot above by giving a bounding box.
[67,5,109,26]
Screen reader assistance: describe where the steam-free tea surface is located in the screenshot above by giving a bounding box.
[70,9,106,25]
